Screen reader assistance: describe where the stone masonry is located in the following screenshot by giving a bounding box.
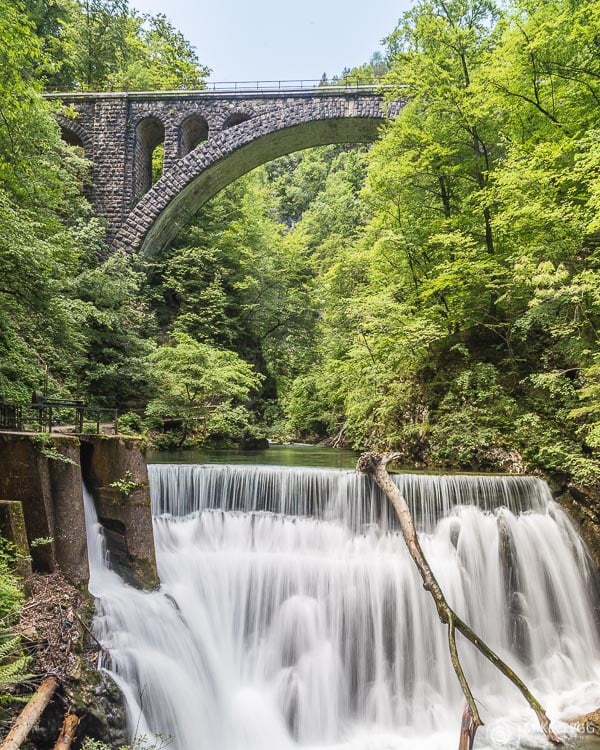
[49,88,402,256]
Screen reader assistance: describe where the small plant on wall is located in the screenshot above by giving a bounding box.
[108,471,139,497]
[32,435,78,466]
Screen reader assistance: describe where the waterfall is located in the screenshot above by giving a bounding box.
[84,464,600,750]
[147,464,548,529]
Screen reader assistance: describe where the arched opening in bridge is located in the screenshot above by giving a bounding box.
[180,115,209,156]
[120,112,385,257]
[60,125,85,151]
[223,112,252,129]
[134,117,165,200]
[138,143,370,448]
[59,124,90,197]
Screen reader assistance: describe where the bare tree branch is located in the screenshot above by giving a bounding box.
[356,451,562,749]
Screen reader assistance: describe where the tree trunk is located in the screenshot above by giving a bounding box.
[0,676,59,750]
[53,713,79,750]
[356,452,562,749]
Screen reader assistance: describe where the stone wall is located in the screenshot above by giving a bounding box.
[555,483,600,570]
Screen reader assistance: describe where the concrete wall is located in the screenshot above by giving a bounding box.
[0,433,88,583]
[0,433,158,589]
[80,435,158,588]
[0,500,32,578]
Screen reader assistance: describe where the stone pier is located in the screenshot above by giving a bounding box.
[0,433,158,589]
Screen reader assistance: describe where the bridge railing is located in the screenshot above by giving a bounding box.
[202,78,388,93]
[45,78,397,98]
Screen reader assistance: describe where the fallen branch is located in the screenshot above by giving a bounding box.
[357,452,562,749]
[53,712,79,749]
[0,676,59,750]
[75,613,109,658]
[458,705,477,750]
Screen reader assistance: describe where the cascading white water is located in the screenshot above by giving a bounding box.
[83,464,600,750]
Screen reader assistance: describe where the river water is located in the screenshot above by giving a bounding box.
[146,444,360,468]
[84,447,600,749]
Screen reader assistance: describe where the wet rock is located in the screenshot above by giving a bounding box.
[555,484,600,570]
[74,670,129,748]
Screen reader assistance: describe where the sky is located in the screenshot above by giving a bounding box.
[130,0,414,83]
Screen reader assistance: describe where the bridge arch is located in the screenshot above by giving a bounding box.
[115,99,389,256]
[56,115,92,154]
[179,115,209,156]
[134,115,165,199]
[223,111,253,129]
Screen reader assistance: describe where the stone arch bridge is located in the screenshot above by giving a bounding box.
[49,85,401,256]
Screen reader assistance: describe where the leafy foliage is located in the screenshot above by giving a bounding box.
[24,0,209,91]
[5,0,600,485]
[146,334,263,448]
[0,539,30,718]
[0,637,32,696]
[0,2,197,411]
[275,0,600,484]
[109,470,138,496]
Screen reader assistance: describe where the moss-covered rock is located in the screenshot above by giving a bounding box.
[555,484,600,570]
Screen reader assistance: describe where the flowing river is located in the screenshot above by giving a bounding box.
[84,448,600,749]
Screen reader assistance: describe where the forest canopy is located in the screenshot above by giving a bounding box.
[2,0,600,485]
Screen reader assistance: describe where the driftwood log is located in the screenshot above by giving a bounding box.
[0,676,58,750]
[53,712,79,749]
[357,452,562,749]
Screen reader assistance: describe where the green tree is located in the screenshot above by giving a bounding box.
[0,1,210,410]
[146,334,263,447]
[27,0,209,91]
[280,0,600,483]
[66,252,157,408]
[143,171,319,423]
[66,0,130,89]
[110,12,209,90]
[0,0,101,401]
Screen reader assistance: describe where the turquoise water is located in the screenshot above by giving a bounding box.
[146,444,514,475]
[146,443,360,469]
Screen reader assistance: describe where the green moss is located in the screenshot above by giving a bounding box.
[31,434,79,466]
[132,558,160,591]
